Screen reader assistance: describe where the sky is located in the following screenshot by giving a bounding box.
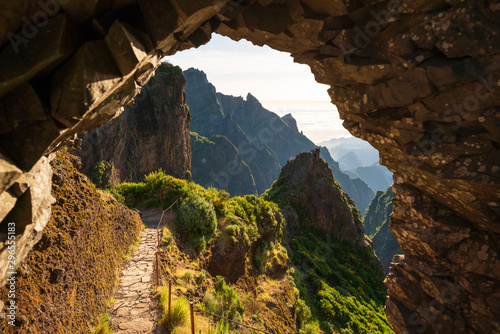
[164,34,352,143]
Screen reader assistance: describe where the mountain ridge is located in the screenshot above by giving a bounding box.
[185,67,375,211]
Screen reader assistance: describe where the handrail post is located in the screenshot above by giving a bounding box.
[157,228,160,250]
[190,301,195,334]
[168,279,172,322]
[155,252,159,287]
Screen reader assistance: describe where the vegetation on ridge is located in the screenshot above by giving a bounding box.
[109,166,392,333]
[265,151,393,334]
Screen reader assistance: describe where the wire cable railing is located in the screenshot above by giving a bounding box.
[152,200,282,334]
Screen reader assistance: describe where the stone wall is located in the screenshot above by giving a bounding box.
[0,1,498,332]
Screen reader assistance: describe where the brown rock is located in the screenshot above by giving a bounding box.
[50,40,122,128]
[104,20,149,76]
[0,1,498,333]
[75,63,191,186]
[0,14,79,99]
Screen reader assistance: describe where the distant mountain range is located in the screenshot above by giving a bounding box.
[320,137,393,193]
[319,137,379,167]
[185,68,375,212]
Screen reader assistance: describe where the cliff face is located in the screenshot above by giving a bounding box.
[266,149,369,248]
[0,1,499,333]
[191,132,257,196]
[184,68,281,195]
[364,188,402,273]
[186,68,374,211]
[0,151,143,332]
[76,63,191,187]
[265,149,391,333]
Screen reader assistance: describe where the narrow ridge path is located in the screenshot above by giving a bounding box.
[109,227,163,334]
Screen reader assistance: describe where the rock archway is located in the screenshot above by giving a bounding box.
[0,1,499,332]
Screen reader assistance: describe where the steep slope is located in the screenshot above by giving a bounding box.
[346,163,393,193]
[186,68,374,211]
[190,132,257,196]
[319,147,375,213]
[264,149,392,333]
[265,149,369,247]
[110,171,296,334]
[0,151,143,333]
[364,188,402,273]
[76,63,191,187]
[217,92,318,166]
[184,68,281,194]
[338,151,365,170]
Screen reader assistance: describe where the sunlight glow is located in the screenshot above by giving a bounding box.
[164,34,352,143]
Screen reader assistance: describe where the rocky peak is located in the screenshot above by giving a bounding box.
[245,93,261,107]
[266,148,370,248]
[281,114,299,133]
[184,67,209,84]
[75,62,191,186]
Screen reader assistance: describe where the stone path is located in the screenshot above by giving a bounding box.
[109,228,164,334]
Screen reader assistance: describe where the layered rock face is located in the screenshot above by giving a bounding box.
[0,1,499,333]
[185,68,281,195]
[266,148,370,248]
[76,63,191,186]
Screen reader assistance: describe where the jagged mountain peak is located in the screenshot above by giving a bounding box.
[245,92,261,107]
[266,148,371,248]
[183,67,208,82]
[281,113,299,132]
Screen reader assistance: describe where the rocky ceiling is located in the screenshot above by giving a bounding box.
[0,0,499,332]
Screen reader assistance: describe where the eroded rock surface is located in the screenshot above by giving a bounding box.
[0,152,143,333]
[0,0,499,332]
[76,63,191,187]
[266,148,370,248]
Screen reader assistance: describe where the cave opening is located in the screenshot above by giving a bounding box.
[0,1,498,333]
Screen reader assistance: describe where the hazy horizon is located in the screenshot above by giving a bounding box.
[164,34,352,144]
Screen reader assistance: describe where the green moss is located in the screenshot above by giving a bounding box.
[289,227,392,333]
[0,151,143,334]
[90,160,113,188]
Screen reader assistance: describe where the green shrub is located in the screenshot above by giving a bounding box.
[196,272,206,284]
[114,182,148,206]
[296,298,312,328]
[203,290,221,315]
[91,313,112,334]
[214,276,244,322]
[299,323,319,334]
[176,195,217,252]
[159,295,190,331]
[202,276,244,325]
[183,271,194,283]
[207,320,230,334]
[90,160,112,188]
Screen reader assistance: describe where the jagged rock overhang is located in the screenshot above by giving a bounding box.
[0,1,499,333]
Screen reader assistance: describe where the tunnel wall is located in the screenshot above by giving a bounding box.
[0,1,498,332]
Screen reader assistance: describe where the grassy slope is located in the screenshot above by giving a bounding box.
[0,151,143,333]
